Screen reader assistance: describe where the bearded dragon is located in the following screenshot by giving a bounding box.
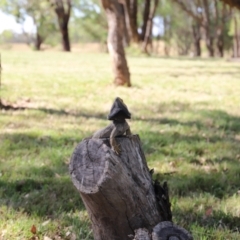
[92,97,132,155]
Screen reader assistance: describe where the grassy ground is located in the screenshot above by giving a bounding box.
[0,50,240,240]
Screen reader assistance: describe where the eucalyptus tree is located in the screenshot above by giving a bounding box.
[221,0,240,9]
[49,0,72,51]
[72,0,107,43]
[123,0,139,43]
[0,0,57,50]
[171,0,232,57]
[100,0,131,86]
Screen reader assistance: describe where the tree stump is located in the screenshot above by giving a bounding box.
[69,135,193,240]
[70,135,161,239]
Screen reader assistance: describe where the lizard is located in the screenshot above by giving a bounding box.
[92,97,132,155]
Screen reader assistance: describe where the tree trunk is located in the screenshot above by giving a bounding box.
[154,35,160,55]
[216,30,224,57]
[120,3,130,46]
[221,0,240,9]
[202,0,214,57]
[205,36,214,57]
[142,0,159,54]
[124,0,139,43]
[163,17,171,57]
[214,0,225,57]
[60,25,71,51]
[70,135,193,240]
[233,15,240,58]
[54,0,71,52]
[34,32,43,51]
[192,23,201,57]
[140,0,150,41]
[101,0,131,86]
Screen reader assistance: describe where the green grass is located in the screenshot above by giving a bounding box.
[0,50,240,239]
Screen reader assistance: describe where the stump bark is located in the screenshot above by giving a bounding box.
[69,135,193,240]
[70,135,162,239]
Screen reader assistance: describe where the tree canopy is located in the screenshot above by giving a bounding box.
[1,0,240,57]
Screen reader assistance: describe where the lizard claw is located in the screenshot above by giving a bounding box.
[127,134,133,140]
[113,144,121,155]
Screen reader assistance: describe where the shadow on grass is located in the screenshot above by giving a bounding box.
[169,71,240,78]
[1,103,240,233]
[0,105,107,121]
[142,110,240,197]
[3,101,240,134]
[129,54,222,62]
[169,169,239,199]
[0,132,86,218]
[0,132,81,152]
[0,176,85,217]
[142,128,240,200]
[149,107,240,133]
[37,107,107,120]
[31,102,240,133]
[174,207,240,237]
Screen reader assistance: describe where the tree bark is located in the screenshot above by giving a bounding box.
[216,31,224,57]
[54,0,71,52]
[61,25,71,51]
[101,0,131,86]
[34,32,43,51]
[124,0,139,43]
[192,23,201,57]
[214,0,225,58]
[140,0,151,41]
[163,17,171,56]
[142,0,159,54]
[221,0,240,9]
[120,3,130,46]
[205,35,214,57]
[233,15,240,58]
[202,0,214,57]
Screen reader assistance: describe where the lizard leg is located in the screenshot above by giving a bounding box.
[126,128,132,136]
[126,128,133,139]
[110,128,121,155]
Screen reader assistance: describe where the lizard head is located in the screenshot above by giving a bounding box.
[108,97,131,120]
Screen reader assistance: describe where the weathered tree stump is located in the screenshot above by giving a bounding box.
[69,135,193,240]
[70,135,161,239]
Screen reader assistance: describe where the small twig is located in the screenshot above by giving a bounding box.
[163,171,177,175]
